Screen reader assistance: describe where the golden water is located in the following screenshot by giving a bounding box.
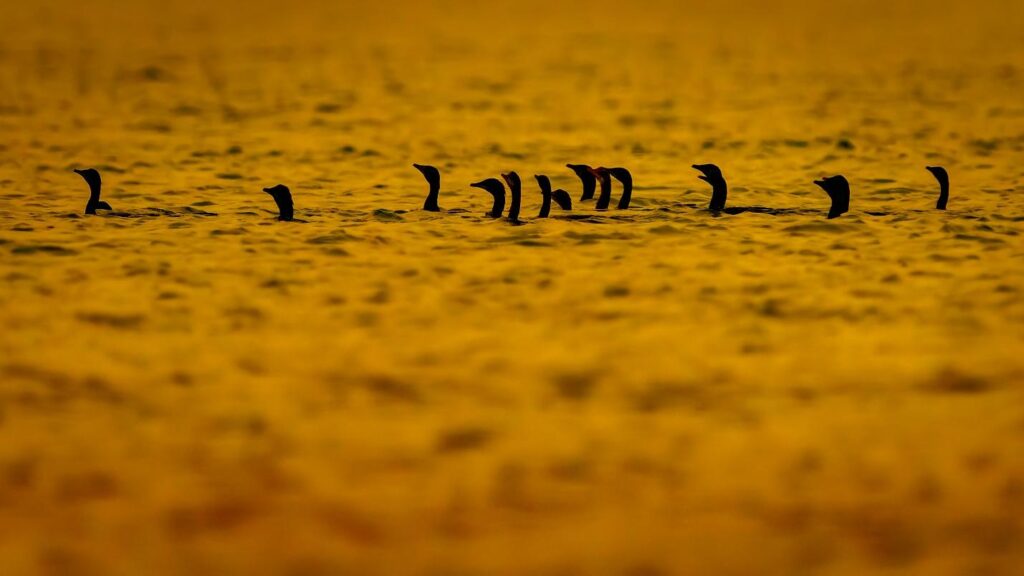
[1,1,1023,574]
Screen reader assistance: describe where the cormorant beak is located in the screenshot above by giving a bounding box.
[413,163,426,173]
[73,169,83,175]
[263,187,274,194]
[692,165,710,183]
[813,179,826,188]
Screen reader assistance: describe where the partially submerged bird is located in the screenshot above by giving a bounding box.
[926,166,950,210]
[567,164,596,202]
[501,171,523,224]
[607,167,633,209]
[470,178,506,218]
[813,176,850,219]
[413,164,442,212]
[591,167,613,210]
[74,168,113,215]
[263,184,295,221]
[535,175,572,218]
[692,164,728,211]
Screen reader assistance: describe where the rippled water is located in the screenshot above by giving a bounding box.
[1,1,1023,574]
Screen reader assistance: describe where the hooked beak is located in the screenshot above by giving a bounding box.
[262,187,274,194]
[813,179,826,188]
[692,165,709,183]
[413,163,426,173]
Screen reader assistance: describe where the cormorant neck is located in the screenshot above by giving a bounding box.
[490,192,505,218]
[616,177,633,210]
[423,179,440,212]
[595,174,612,210]
[539,189,551,218]
[936,180,949,210]
[581,175,595,201]
[828,190,849,219]
[508,182,521,223]
[709,179,727,211]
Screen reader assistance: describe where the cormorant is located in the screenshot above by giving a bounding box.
[263,184,294,221]
[590,167,613,210]
[813,176,850,219]
[567,164,596,201]
[501,171,523,224]
[74,168,113,215]
[413,164,442,212]
[535,175,572,218]
[470,178,506,218]
[692,164,728,211]
[926,166,950,210]
[608,167,633,209]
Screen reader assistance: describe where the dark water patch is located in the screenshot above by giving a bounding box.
[180,206,217,216]
[11,244,77,256]
[211,228,247,236]
[649,224,684,235]
[76,311,145,329]
[783,221,851,234]
[918,368,991,394]
[551,372,599,401]
[307,230,357,244]
[630,381,715,413]
[954,234,1005,245]
[603,284,630,298]
[435,426,494,453]
[215,173,244,180]
[372,209,403,222]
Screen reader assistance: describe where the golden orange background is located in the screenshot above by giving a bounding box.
[1,1,1023,574]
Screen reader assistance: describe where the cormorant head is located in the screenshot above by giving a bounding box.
[263,184,292,200]
[74,168,102,190]
[607,167,632,187]
[413,163,440,184]
[534,174,552,194]
[501,171,521,192]
[692,164,724,187]
[470,178,506,198]
[566,164,594,179]
[551,189,573,210]
[925,166,949,186]
[813,175,849,199]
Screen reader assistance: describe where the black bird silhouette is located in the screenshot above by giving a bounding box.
[263,184,294,221]
[470,178,506,218]
[74,168,113,215]
[813,176,850,219]
[535,175,572,218]
[501,171,523,224]
[413,164,442,212]
[926,166,950,210]
[692,164,728,211]
[608,167,633,209]
[590,167,614,210]
[567,164,596,202]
